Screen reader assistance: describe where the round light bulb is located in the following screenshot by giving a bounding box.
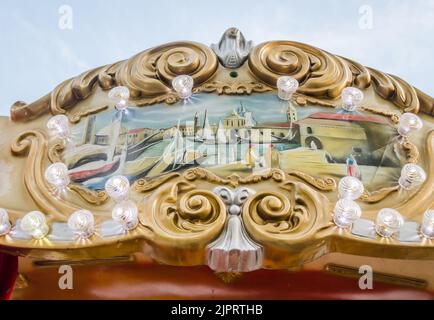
[338,176,364,200]
[45,162,70,189]
[341,87,364,112]
[421,210,434,240]
[47,115,71,139]
[172,75,194,100]
[0,208,11,236]
[398,113,423,137]
[68,210,95,239]
[112,200,139,231]
[375,208,404,238]
[277,76,299,101]
[398,164,426,190]
[333,199,362,229]
[105,175,130,202]
[21,211,49,239]
[108,86,130,111]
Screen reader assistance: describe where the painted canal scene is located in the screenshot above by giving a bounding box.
[65,93,402,190]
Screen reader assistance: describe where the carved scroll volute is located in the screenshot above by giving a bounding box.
[99,41,219,102]
[139,179,226,265]
[248,41,369,99]
[242,180,330,265]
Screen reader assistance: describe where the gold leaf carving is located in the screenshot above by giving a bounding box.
[47,139,66,163]
[248,41,431,114]
[67,184,109,206]
[360,186,400,204]
[11,39,433,122]
[11,130,79,220]
[139,180,226,246]
[133,173,181,193]
[183,167,285,188]
[402,138,420,163]
[249,41,358,99]
[368,67,420,113]
[195,80,273,95]
[68,105,109,124]
[360,106,401,124]
[288,171,336,191]
[11,42,218,121]
[243,181,329,242]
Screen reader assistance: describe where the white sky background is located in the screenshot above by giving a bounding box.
[0,0,433,115]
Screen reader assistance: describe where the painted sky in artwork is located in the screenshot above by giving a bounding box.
[83,93,324,135]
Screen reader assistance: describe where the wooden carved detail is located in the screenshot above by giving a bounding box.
[67,184,109,206]
[139,179,227,263]
[10,39,433,122]
[248,41,432,115]
[11,42,218,121]
[401,138,420,164]
[360,106,401,124]
[243,181,329,242]
[183,167,285,188]
[11,130,80,220]
[288,171,336,192]
[195,80,273,95]
[360,186,400,204]
[69,105,109,124]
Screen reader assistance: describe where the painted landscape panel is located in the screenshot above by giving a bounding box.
[66,93,402,190]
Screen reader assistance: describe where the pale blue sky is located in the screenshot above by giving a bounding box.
[1,0,433,115]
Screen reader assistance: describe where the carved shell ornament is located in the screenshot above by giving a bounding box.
[211,27,254,69]
[0,28,433,277]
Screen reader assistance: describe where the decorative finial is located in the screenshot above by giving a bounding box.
[211,28,253,69]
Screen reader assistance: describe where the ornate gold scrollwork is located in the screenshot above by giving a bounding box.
[183,167,284,188]
[68,105,109,124]
[67,184,108,206]
[288,171,336,192]
[401,138,420,164]
[139,179,226,264]
[195,80,273,95]
[11,42,218,121]
[11,130,80,220]
[243,180,329,243]
[248,41,361,99]
[11,38,433,123]
[360,186,400,204]
[248,41,429,114]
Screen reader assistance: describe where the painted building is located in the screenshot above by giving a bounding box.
[297,112,390,160]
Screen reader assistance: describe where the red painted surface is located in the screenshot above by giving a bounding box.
[0,253,18,300]
[13,262,434,300]
[69,160,119,182]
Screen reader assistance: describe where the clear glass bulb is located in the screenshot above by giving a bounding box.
[172,75,194,100]
[277,76,299,101]
[341,87,364,112]
[105,175,130,202]
[47,115,71,139]
[108,86,130,111]
[45,162,70,189]
[333,199,362,229]
[112,200,138,231]
[398,164,426,190]
[0,208,11,236]
[21,211,49,239]
[68,210,95,239]
[398,113,423,137]
[421,210,434,240]
[338,176,364,200]
[375,208,404,238]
